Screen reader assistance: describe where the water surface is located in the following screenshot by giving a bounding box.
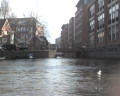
[0,58,119,96]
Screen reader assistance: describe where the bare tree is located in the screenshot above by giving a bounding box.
[42,21,51,41]
[24,11,50,42]
[0,0,10,19]
[29,11,39,19]
[9,12,17,18]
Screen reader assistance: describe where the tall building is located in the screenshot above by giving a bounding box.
[88,0,96,48]
[107,0,120,47]
[88,0,120,49]
[68,17,75,50]
[74,0,90,51]
[61,24,69,50]
[60,0,120,58]
[0,18,48,50]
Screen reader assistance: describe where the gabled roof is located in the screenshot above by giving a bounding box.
[7,18,37,30]
[0,18,39,31]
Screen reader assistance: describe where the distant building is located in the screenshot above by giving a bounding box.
[61,24,69,50]
[34,36,48,50]
[48,44,56,50]
[34,24,48,50]
[56,37,61,50]
[68,17,75,50]
[0,19,13,46]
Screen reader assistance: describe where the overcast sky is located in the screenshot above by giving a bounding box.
[8,0,79,43]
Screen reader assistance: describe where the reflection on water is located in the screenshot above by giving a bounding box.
[0,58,119,96]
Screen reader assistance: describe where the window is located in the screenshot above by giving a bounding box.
[97,30,104,43]
[89,32,95,45]
[18,28,21,32]
[108,23,119,41]
[109,3,119,24]
[2,38,7,43]
[97,13,105,29]
[89,4,95,17]
[98,0,104,11]
[4,31,8,35]
[90,20,95,31]
[108,0,118,4]
[31,27,33,32]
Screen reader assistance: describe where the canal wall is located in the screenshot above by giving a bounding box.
[61,47,120,59]
[87,47,120,59]
[62,52,77,58]
[3,50,49,59]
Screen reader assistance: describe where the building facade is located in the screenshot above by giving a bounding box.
[0,18,48,51]
[34,24,48,50]
[88,0,96,48]
[74,0,90,51]
[0,19,14,46]
[60,0,120,58]
[68,17,75,50]
[107,0,120,47]
[61,24,69,50]
[88,0,120,49]
[56,37,61,50]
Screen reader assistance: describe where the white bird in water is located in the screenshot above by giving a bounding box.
[97,70,102,76]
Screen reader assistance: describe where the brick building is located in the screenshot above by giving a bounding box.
[107,0,120,48]
[60,0,120,58]
[34,24,48,50]
[68,17,75,50]
[88,0,120,49]
[60,0,92,52]
[74,0,90,51]
[61,24,69,50]
[0,18,48,50]
[0,19,14,46]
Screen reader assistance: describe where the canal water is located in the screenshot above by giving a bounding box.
[0,58,120,96]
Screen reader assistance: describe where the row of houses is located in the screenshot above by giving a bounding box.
[0,18,48,51]
[57,0,120,56]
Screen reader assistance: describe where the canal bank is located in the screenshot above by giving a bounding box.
[86,47,120,59]
[2,50,49,59]
[61,47,120,59]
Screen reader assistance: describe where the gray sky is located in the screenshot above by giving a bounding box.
[8,0,78,43]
